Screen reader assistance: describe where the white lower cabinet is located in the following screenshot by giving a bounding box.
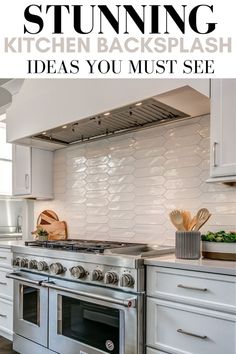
[147,267,236,314]
[0,247,13,340]
[146,266,236,354]
[147,298,236,354]
[0,298,13,340]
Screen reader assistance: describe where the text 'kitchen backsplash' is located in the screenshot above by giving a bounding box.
[35,114,236,245]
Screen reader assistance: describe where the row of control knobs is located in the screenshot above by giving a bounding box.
[13,258,134,287]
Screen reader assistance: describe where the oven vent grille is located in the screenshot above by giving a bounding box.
[33,98,189,145]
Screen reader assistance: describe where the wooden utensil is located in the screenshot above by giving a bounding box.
[169,210,186,231]
[181,210,192,231]
[189,215,197,231]
[191,208,211,231]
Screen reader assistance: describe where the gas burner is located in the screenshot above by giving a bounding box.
[24,240,141,254]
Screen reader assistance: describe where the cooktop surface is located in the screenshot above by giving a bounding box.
[25,240,144,254]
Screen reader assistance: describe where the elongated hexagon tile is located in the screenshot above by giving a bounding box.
[35,114,236,244]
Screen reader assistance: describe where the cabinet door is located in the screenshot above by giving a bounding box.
[0,298,13,340]
[12,145,31,195]
[210,79,236,178]
[147,298,236,354]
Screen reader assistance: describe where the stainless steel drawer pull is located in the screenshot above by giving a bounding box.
[212,142,218,167]
[0,256,7,260]
[177,284,208,292]
[0,282,7,286]
[25,174,30,189]
[177,328,207,340]
[0,314,7,318]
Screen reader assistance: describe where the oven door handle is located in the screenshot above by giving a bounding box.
[41,281,136,308]
[6,272,44,286]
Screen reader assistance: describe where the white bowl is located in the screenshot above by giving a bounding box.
[202,241,236,261]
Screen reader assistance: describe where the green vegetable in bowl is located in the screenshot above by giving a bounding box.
[201,231,236,243]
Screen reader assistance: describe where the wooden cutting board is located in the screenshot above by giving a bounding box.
[34,210,68,240]
[37,210,59,225]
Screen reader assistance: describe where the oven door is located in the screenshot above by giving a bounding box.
[7,271,49,347]
[42,278,143,354]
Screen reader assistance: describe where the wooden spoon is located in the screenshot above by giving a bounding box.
[169,210,186,231]
[191,208,211,231]
[181,210,192,231]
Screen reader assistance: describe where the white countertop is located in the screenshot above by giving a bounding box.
[145,255,236,276]
[0,240,26,249]
[1,239,235,276]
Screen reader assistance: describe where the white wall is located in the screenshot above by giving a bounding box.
[34,115,236,245]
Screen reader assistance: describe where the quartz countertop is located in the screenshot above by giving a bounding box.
[0,240,27,249]
[0,233,22,240]
[144,254,236,276]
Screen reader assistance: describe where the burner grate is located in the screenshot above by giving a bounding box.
[24,240,141,254]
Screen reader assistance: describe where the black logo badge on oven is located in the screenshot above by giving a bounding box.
[105,340,114,351]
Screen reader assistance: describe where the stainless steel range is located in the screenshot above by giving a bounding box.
[7,240,174,354]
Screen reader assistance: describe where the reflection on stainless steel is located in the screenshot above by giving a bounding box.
[10,240,174,354]
[105,244,175,257]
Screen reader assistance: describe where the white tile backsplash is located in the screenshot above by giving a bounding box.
[34,115,236,244]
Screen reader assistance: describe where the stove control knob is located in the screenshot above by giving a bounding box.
[120,274,135,288]
[50,263,65,275]
[20,258,29,268]
[70,266,86,279]
[37,261,48,272]
[29,260,38,269]
[104,271,118,285]
[91,269,104,281]
[13,257,21,267]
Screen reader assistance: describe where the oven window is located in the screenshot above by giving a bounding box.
[22,285,40,325]
[60,296,120,354]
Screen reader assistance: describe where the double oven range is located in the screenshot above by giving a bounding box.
[7,240,174,354]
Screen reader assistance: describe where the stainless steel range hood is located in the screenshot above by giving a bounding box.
[33,98,189,145]
[6,80,210,149]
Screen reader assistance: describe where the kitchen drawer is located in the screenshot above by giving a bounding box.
[147,298,236,354]
[0,268,13,301]
[0,298,13,335]
[147,266,236,313]
[0,249,12,269]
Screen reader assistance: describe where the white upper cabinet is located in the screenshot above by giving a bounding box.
[0,122,12,196]
[6,79,209,149]
[12,145,31,196]
[12,145,53,199]
[210,79,236,182]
